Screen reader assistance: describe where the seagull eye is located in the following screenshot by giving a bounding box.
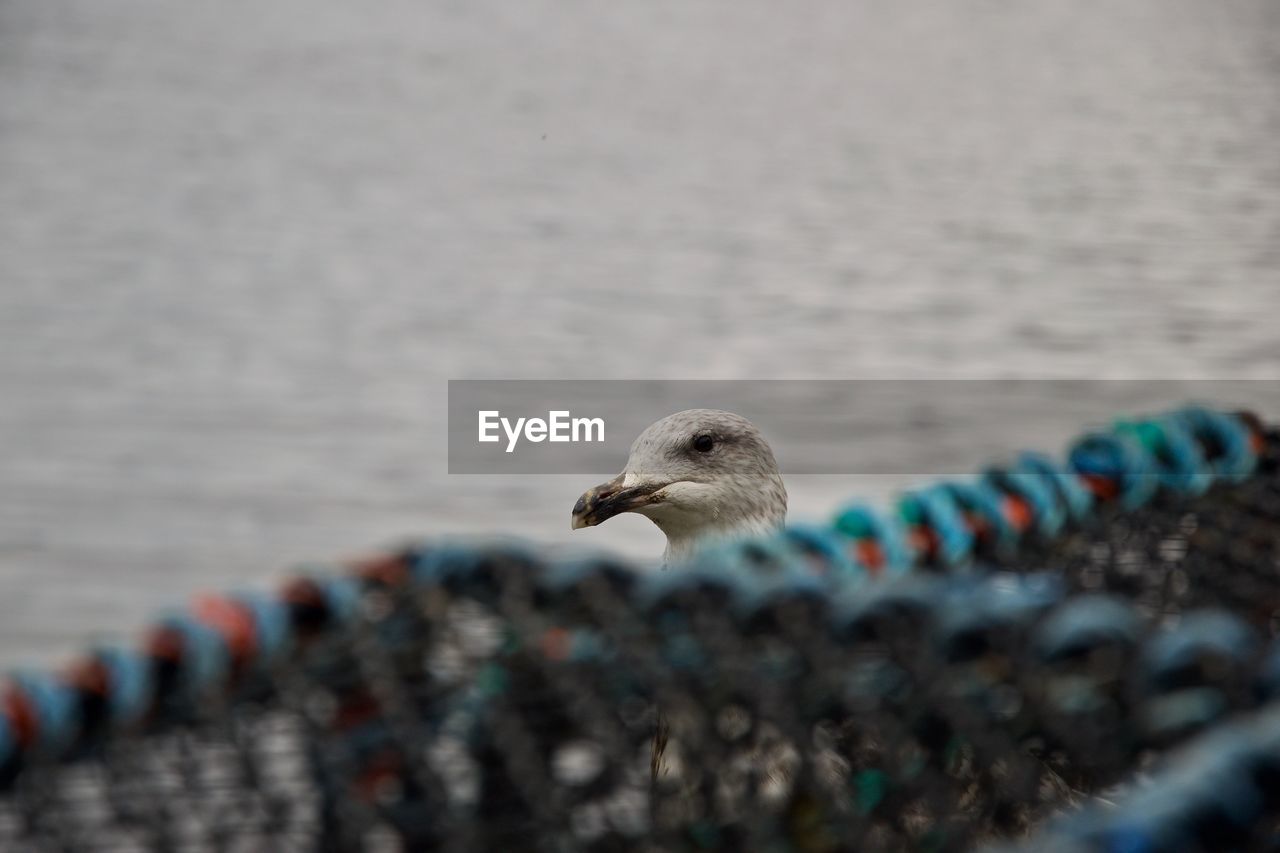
[692,433,715,453]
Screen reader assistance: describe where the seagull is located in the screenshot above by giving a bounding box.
[570,410,791,786]
[570,409,788,564]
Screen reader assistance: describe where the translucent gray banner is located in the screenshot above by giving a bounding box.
[447,380,1278,475]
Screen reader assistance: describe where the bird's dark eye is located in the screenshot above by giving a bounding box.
[692,433,715,453]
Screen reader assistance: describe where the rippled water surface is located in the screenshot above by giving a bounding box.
[1,0,1278,662]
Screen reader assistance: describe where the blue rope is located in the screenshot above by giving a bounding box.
[832,502,917,571]
[781,524,867,584]
[899,484,975,567]
[0,713,11,770]
[96,647,153,728]
[1138,610,1258,690]
[1034,595,1141,663]
[984,463,1065,536]
[235,592,293,664]
[1174,405,1256,483]
[1125,415,1213,496]
[313,573,364,625]
[941,479,1019,552]
[1069,430,1159,510]
[1016,450,1095,521]
[9,672,80,757]
[155,616,232,699]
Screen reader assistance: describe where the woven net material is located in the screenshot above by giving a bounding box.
[1,407,1278,852]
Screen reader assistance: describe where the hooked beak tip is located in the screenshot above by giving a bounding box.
[571,476,660,532]
[571,486,603,530]
[571,487,607,530]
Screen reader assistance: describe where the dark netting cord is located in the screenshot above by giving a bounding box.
[0,405,1277,852]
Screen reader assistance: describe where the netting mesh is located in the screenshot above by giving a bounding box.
[1,407,1278,852]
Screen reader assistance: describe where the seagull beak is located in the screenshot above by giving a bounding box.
[571,474,663,530]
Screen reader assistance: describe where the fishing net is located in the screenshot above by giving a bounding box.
[0,406,1277,852]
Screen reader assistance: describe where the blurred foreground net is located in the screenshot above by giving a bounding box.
[1,406,1278,852]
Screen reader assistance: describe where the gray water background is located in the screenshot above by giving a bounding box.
[1,0,1278,664]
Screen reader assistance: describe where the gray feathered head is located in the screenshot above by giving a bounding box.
[571,409,787,562]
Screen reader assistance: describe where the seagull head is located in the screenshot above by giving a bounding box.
[571,409,787,562]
